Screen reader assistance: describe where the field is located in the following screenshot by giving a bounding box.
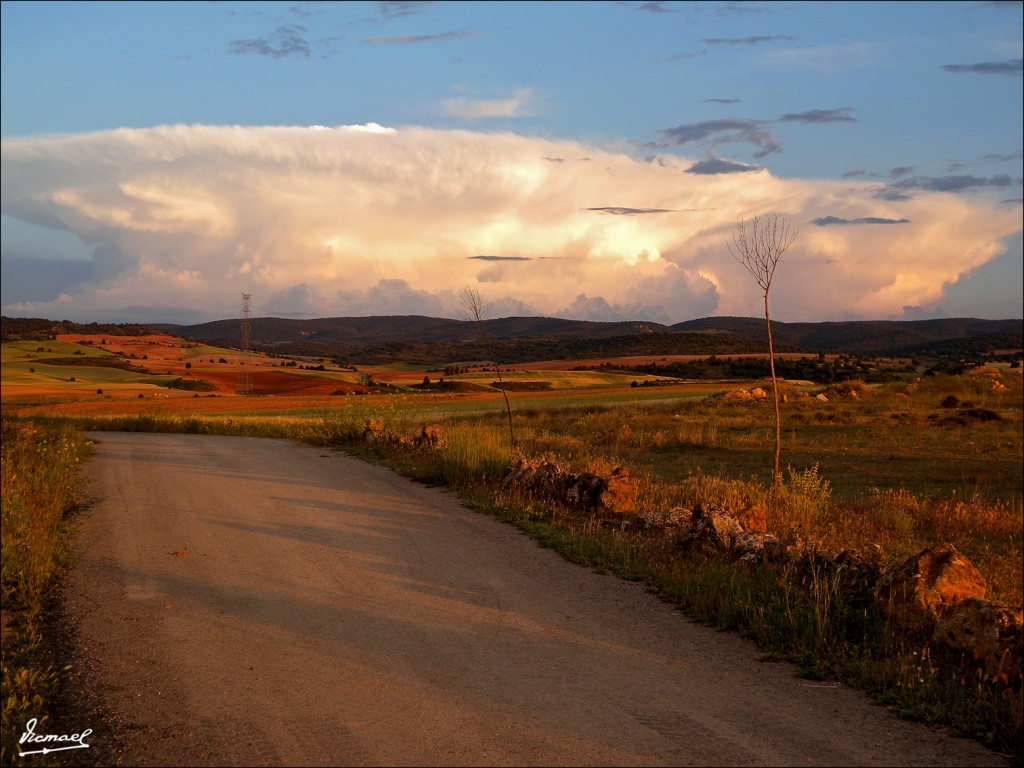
[2,330,1022,757]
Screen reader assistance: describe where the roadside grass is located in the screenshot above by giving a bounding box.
[2,366,1020,758]
[1,416,92,765]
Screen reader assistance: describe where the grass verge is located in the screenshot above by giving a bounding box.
[1,415,92,764]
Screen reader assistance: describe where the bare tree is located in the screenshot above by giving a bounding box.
[459,287,516,449]
[726,214,798,486]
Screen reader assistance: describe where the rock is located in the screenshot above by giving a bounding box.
[638,506,692,531]
[731,530,784,567]
[361,418,385,443]
[750,387,768,400]
[565,472,606,511]
[413,424,447,449]
[933,598,1023,687]
[677,504,743,556]
[815,393,829,402]
[503,459,639,515]
[875,543,987,636]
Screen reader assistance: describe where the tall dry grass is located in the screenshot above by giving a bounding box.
[1,415,92,763]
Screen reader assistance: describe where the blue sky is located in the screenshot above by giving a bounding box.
[1,0,1021,324]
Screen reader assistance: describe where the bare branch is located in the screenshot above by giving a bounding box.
[459,286,486,324]
[727,214,798,296]
[459,285,517,449]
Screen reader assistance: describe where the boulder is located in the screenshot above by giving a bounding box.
[564,472,606,511]
[677,503,744,556]
[503,459,639,515]
[413,424,447,450]
[933,598,1023,687]
[875,543,987,636]
[731,530,784,567]
[638,506,692,531]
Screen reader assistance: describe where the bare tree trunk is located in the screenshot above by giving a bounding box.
[764,293,781,486]
[460,287,516,450]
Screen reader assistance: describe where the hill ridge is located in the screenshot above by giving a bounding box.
[4,314,1020,364]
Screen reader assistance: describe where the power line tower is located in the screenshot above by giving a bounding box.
[237,293,254,396]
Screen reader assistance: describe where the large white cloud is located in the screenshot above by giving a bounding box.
[1,123,1020,323]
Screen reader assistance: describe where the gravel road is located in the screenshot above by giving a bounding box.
[58,432,1007,766]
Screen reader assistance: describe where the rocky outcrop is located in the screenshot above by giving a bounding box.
[502,458,639,515]
[499,456,1019,686]
[875,543,987,637]
[412,424,447,450]
[731,530,785,567]
[676,503,744,556]
[361,421,447,450]
[933,597,1023,686]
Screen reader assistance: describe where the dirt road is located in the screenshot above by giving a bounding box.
[60,432,1006,766]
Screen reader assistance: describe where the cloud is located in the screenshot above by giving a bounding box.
[365,30,476,44]
[0,255,93,305]
[685,158,764,175]
[659,118,763,144]
[442,89,532,119]
[658,118,781,158]
[635,2,681,13]
[468,255,531,261]
[265,282,323,317]
[942,58,1023,76]
[886,174,1021,193]
[1,124,1020,324]
[704,98,741,104]
[982,151,1023,163]
[230,25,311,59]
[701,35,797,45]
[778,108,857,124]
[811,216,911,226]
[584,207,674,215]
[373,1,436,21]
[759,42,882,72]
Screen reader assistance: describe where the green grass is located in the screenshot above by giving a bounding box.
[1,340,115,363]
[2,361,177,390]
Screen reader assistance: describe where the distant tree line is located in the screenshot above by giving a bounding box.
[0,316,155,342]
[583,355,911,385]
[256,331,784,367]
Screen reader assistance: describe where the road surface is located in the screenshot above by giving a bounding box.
[59,432,1007,766]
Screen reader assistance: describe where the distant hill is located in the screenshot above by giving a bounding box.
[144,315,1022,364]
[0,316,156,342]
[671,317,1023,354]
[149,315,667,346]
[4,313,1019,365]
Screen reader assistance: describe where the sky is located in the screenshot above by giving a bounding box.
[1,1,1021,326]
